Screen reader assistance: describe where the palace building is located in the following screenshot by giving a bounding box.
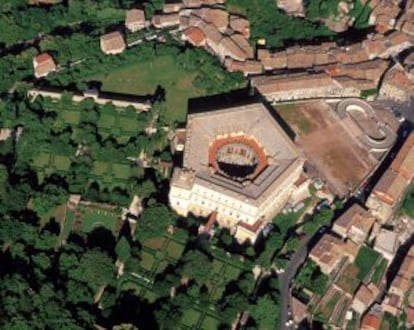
[169,102,305,243]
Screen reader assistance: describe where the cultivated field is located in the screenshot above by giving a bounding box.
[276,101,378,196]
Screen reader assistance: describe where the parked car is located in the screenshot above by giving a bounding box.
[315,198,330,212]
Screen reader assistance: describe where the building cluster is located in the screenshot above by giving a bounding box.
[379,54,414,102]
[252,29,413,102]
[34,0,414,105]
[378,246,414,326]
[99,0,253,64]
[369,0,414,35]
[295,132,414,328]
[367,134,414,222]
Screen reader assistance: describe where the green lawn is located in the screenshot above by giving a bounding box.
[53,155,71,171]
[62,110,80,124]
[223,265,242,281]
[371,258,388,285]
[181,308,202,328]
[91,161,110,176]
[61,209,76,241]
[88,55,204,123]
[140,251,155,271]
[81,208,117,233]
[166,240,185,260]
[119,116,140,132]
[112,163,131,180]
[98,114,116,129]
[33,153,51,168]
[354,246,381,281]
[143,237,165,250]
[201,315,221,330]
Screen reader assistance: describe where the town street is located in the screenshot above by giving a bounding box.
[278,227,327,330]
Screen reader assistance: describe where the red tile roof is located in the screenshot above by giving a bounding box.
[183,27,206,46]
[361,314,381,330]
[238,219,263,233]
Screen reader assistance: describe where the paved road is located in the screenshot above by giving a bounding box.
[278,227,327,330]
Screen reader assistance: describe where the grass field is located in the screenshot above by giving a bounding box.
[81,208,118,233]
[88,55,204,123]
[320,291,341,319]
[61,209,75,241]
[355,246,381,281]
[371,258,388,285]
[140,251,156,271]
[335,264,360,294]
[182,309,202,328]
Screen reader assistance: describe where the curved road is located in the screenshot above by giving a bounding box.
[278,226,327,330]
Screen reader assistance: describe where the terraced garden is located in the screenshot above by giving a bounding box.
[31,97,149,188]
[59,203,120,242]
[118,228,246,329]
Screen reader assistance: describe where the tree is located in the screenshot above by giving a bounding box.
[250,295,279,329]
[115,237,131,263]
[32,183,68,216]
[136,202,176,241]
[400,184,414,218]
[135,179,156,199]
[178,250,212,284]
[68,249,115,292]
[218,291,249,325]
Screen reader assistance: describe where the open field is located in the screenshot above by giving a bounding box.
[276,101,377,196]
[354,246,382,281]
[88,56,205,123]
[335,263,360,295]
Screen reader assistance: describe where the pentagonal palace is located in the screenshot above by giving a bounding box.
[169,102,305,243]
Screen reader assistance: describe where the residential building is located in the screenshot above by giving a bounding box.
[361,313,382,330]
[332,203,375,245]
[196,8,229,32]
[366,133,414,223]
[229,15,250,38]
[182,27,206,46]
[125,9,146,32]
[362,31,413,59]
[224,58,263,76]
[251,72,364,102]
[291,297,307,324]
[396,0,414,36]
[33,53,57,78]
[374,229,399,260]
[169,102,305,243]
[100,31,126,55]
[379,66,414,103]
[407,306,414,328]
[277,0,305,17]
[389,275,412,299]
[352,283,380,314]
[152,13,180,28]
[368,0,401,32]
[381,246,414,317]
[309,233,359,275]
[163,1,183,13]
